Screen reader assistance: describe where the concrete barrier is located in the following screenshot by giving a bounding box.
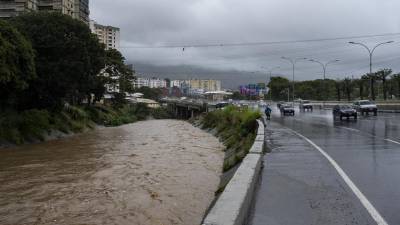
[202,119,265,225]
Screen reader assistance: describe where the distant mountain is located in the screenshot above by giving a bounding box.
[130,62,279,90]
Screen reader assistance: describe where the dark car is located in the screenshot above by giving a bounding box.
[333,105,357,120]
[280,104,295,116]
[277,101,284,109]
[215,102,230,109]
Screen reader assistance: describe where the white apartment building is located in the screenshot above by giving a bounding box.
[133,77,167,89]
[90,20,120,50]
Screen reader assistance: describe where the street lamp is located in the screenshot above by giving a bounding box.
[308,59,339,106]
[281,57,307,103]
[349,41,394,99]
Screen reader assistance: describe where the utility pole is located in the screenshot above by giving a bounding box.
[349,41,394,100]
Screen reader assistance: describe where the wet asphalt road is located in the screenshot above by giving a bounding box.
[249,107,400,225]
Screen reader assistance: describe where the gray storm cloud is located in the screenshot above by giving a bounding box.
[91,0,400,85]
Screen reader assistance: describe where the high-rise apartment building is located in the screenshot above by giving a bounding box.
[90,20,120,50]
[73,0,88,24]
[38,0,74,17]
[0,0,89,24]
[0,0,38,18]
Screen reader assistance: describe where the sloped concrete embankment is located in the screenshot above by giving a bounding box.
[202,119,266,225]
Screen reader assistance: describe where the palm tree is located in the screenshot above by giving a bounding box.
[376,69,392,100]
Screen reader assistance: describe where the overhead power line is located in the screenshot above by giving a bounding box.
[120,32,400,49]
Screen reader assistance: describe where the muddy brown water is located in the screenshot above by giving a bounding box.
[0,120,224,225]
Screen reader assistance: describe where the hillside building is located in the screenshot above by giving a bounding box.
[90,20,120,50]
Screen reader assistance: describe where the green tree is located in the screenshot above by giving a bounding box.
[135,87,163,100]
[103,49,135,94]
[353,78,365,100]
[335,80,343,101]
[392,73,400,99]
[376,69,392,100]
[11,12,106,109]
[0,20,36,109]
[343,77,353,101]
[268,76,290,101]
[361,73,378,100]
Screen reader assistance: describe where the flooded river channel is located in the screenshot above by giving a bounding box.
[0,120,224,225]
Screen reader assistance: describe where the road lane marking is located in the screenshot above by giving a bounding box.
[384,138,400,145]
[338,127,361,132]
[338,126,400,146]
[289,129,388,225]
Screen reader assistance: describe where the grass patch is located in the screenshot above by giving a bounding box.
[197,105,261,172]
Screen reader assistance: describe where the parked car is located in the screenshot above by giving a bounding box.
[280,104,295,116]
[333,105,357,120]
[277,101,284,109]
[300,100,313,111]
[353,100,378,116]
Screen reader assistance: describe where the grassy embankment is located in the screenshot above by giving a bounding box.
[196,106,261,172]
[0,103,172,145]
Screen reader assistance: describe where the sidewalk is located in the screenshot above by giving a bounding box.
[248,121,375,225]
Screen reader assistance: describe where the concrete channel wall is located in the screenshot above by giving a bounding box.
[202,119,265,225]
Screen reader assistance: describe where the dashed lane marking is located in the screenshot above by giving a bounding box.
[337,127,361,132]
[289,128,388,225]
[338,126,400,146]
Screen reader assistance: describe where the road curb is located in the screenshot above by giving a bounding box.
[202,119,265,225]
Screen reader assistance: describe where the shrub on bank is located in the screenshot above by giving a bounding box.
[0,103,164,145]
[0,109,51,144]
[200,106,261,172]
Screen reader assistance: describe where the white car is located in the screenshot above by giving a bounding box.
[353,100,378,116]
[299,100,313,111]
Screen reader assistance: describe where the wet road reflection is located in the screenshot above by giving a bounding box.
[268,107,400,225]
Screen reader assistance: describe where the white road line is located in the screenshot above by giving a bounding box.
[384,138,400,145]
[338,127,400,146]
[338,127,361,132]
[289,129,388,225]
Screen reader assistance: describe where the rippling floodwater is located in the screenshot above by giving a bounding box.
[0,120,224,225]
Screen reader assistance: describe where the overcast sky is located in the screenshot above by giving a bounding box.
[90,0,400,86]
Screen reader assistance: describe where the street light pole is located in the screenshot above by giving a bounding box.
[281,57,307,103]
[309,59,340,107]
[349,41,394,100]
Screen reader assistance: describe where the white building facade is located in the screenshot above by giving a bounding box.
[133,78,167,89]
[90,20,120,50]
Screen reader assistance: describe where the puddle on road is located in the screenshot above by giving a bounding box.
[0,120,224,225]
